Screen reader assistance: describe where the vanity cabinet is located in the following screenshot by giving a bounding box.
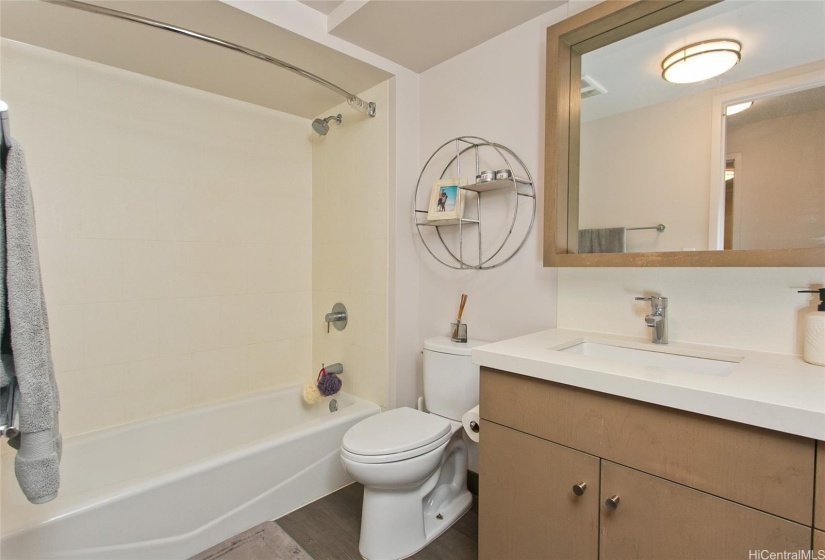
[479,367,816,560]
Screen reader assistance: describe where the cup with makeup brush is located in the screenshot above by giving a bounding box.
[451,294,468,343]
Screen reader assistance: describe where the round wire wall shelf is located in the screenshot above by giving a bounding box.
[413,136,536,270]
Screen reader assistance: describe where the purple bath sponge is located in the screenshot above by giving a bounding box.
[317,373,342,397]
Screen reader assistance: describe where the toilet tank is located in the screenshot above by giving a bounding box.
[423,337,488,421]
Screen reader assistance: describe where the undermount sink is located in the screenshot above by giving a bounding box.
[555,340,742,377]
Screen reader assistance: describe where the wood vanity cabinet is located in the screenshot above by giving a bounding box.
[479,367,817,560]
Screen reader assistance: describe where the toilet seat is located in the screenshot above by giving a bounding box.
[342,407,453,464]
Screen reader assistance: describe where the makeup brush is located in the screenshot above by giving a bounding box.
[452,294,468,339]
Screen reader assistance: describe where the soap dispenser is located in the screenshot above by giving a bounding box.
[799,288,825,366]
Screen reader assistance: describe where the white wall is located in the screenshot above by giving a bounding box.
[726,107,825,250]
[558,267,824,355]
[312,82,390,408]
[417,6,573,356]
[580,91,713,252]
[1,40,314,438]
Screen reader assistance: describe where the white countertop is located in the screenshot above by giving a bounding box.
[472,328,825,441]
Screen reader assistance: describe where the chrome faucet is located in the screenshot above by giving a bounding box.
[635,296,668,344]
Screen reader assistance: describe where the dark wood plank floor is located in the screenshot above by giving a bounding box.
[277,483,478,560]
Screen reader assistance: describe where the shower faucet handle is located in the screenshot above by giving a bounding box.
[325,302,348,333]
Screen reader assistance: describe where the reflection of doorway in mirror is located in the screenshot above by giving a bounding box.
[720,83,825,250]
[712,75,825,251]
[723,154,742,250]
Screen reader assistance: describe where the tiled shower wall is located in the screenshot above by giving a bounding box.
[311,82,389,409]
[0,40,313,438]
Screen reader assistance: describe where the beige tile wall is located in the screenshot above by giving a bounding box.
[311,82,389,409]
[1,40,313,438]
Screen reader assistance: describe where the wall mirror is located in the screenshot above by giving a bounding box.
[544,0,825,266]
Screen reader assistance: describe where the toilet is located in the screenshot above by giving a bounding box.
[340,337,486,560]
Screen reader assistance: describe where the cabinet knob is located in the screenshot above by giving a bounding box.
[605,495,620,510]
[572,482,587,496]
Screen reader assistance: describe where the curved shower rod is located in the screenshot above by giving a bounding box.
[42,0,377,117]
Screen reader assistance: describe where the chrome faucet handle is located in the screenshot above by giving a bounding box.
[635,295,668,303]
[635,296,668,310]
[635,296,668,344]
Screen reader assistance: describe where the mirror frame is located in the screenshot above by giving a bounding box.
[543,0,825,267]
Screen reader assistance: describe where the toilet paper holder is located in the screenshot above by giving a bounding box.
[462,405,480,442]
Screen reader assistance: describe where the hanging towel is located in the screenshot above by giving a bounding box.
[1,138,61,504]
[578,227,626,254]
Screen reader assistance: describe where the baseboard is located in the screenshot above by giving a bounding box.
[467,470,478,496]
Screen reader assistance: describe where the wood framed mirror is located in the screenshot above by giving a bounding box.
[543,0,825,267]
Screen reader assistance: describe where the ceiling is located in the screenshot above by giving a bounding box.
[726,85,825,131]
[1,0,570,117]
[0,0,392,118]
[580,0,825,122]
[297,0,567,73]
[298,1,343,16]
[6,0,820,124]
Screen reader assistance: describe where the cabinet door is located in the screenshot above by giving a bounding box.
[599,461,811,560]
[479,421,599,560]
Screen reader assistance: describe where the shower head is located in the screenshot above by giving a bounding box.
[312,114,342,135]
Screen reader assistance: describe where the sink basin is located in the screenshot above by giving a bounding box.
[556,341,741,376]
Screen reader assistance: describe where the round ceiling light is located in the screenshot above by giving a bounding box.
[662,39,742,84]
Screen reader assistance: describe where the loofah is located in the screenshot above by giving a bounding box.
[317,373,342,397]
[302,380,323,404]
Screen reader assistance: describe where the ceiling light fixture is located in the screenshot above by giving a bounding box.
[662,39,742,84]
[725,101,753,116]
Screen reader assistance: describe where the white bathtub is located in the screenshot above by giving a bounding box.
[0,386,379,560]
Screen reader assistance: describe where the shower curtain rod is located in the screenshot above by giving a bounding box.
[42,0,377,117]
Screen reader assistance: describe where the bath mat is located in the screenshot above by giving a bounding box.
[189,521,314,560]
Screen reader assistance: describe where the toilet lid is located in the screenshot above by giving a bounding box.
[342,407,451,456]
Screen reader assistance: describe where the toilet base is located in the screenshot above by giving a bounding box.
[421,489,473,551]
[357,435,471,560]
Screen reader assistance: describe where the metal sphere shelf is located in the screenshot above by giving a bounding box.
[414,136,536,270]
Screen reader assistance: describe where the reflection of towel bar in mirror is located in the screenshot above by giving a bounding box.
[626,224,666,232]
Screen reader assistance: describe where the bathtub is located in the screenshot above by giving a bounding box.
[0,385,379,560]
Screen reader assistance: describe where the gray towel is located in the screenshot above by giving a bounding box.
[578,227,626,254]
[1,138,61,503]
[1,154,8,390]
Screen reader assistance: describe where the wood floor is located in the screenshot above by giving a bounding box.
[276,483,479,560]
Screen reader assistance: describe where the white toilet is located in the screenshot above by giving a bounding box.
[340,337,486,560]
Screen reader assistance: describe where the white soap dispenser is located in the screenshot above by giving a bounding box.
[799,288,825,366]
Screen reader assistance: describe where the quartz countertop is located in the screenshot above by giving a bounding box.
[472,328,825,440]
